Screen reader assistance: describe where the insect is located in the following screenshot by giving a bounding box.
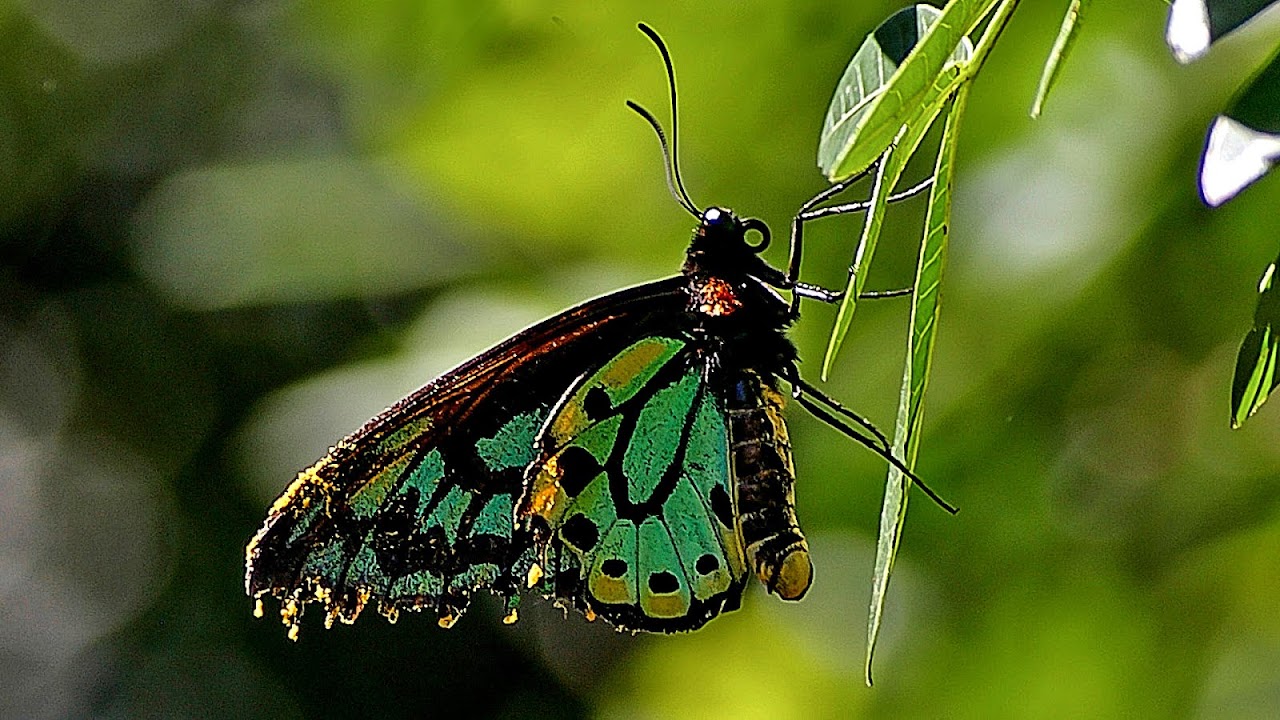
[244,24,951,639]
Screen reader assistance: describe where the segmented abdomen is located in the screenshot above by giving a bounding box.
[725,371,812,601]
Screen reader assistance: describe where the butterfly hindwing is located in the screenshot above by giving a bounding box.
[521,336,750,632]
[245,280,688,637]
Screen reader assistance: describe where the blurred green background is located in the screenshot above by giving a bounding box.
[4,1,1280,718]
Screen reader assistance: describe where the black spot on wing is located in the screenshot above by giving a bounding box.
[695,553,719,575]
[709,484,734,528]
[560,514,599,552]
[647,571,679,594]
[584,385,612,420]
[557,446,602,497]
[368,488,423,572]
[601,558,627,578]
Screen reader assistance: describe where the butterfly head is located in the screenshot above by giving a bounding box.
[684,206,773,281]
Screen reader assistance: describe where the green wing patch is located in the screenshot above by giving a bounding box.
[520,336,749,632]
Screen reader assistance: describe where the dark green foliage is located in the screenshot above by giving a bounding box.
[1231,252,1280,427]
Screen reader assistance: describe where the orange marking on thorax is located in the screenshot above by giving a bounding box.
[695,277,743,317]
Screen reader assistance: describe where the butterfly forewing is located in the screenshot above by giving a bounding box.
[521,336,750,632]
[245,279,687,637]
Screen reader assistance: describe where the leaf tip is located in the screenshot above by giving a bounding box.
[1166,0,1211,64]
[1199,116,1280,208]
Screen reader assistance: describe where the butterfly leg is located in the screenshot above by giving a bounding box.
[789,374,957,514]
[858,287,913,300]
[785,170,934,316]
[790,283,913,303]
[784,169,872,314]
[785,170,870,293]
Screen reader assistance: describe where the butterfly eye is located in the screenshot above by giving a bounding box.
[742,218,770,252]
[702,207,732,227]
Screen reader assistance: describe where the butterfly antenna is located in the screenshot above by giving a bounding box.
[626,100,698,218]
[631,23,700,217]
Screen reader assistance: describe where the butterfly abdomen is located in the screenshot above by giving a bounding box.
[725,371,813,601]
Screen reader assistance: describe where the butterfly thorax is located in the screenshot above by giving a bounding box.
[679,207,797,377]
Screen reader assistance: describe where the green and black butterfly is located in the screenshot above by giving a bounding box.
[245,24,951,639]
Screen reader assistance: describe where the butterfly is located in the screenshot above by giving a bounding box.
[244,23,951,640]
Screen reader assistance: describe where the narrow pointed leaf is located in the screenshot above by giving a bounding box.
[819,4,981,377]
[822,149,894,381]
[818,0,988,181]
[819,95,949,378]
[865,87,968,685]
[1030,0,1092,118]
[817,5,956,175]
[820,64,966,378]
[1232,254,1280,427]
[1167,0,1278,64]
[1200,49,1280,206]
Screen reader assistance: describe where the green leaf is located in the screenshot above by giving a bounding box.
[1030,0,1092,119]
[817,0,987,181]
[820,0,1023,375]
[819,64,966,379]
[819,3,987,378]
[821,146,894,381]
[865,86,968,686]
[816,5,954,176]
[1167,0,1279,64]
[1232,253,1280,427]
[1199,48,1280,206]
